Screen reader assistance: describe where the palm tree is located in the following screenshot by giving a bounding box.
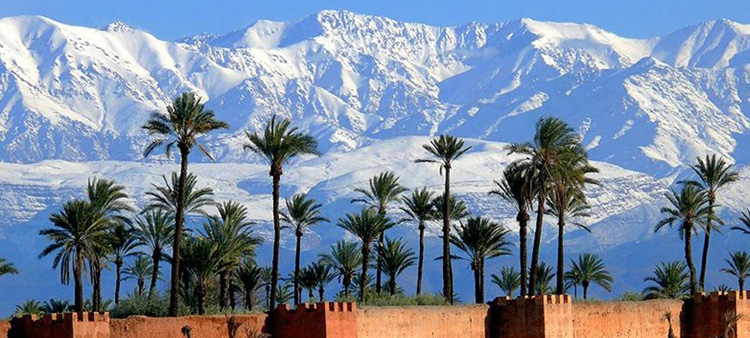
[399,188,435,295]
[507,117,585,296]
[490,163,533,297]
[655,185,712,294]
[430,194,470,224]
[244,115,320,310]
[547,183,595,295]
[380,237,416,295]
[142,92,228,316]
[281,194,329,304]
[42,299,72,313]
[352,171,407,294]
[721,251,750,292]
[336,208,393,302]
[132,210,174,298]
[236,260,264,311]
[319,240,362,299]
[144,172,216,217]
[109,223,138,305]
[86,177,133,311]
[535,262,555,295]
[733,210,750,235]
[181,236,225,314]
[450,217,511,303]
[416,135,472,303]
[275,282,294,306]
[202,201,262,310]
[683,154,738,291]
[123,256,155,296]
[0,258,18,279]
[491,266,521,298]
[298,266,319,301]
[39,199,109,312]
[14,300,43,317]
[643,261,690,299]
[565,253,613,299]
[311,262,335,301]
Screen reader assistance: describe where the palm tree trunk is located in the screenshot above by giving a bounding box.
[294,234,301,305]
[376,231,384,294]
[699,200,715,292]
[389,278,396,295]
[149,251,161,298]
[74,253,84,312]
[343,278,350,298]
[197,283,207,315]
[169,147,190,317]
[443,166,453,303]
[556,216,565,295]
[270,171,282,311]
[92,262,101,312]
[229,279,236,310]
[417,223,425,295]
[685,224,698,295]
[245,285,253,311]
[740,279,745,292]
[529,192,545,296]
[115,260,122,305]
[583,281,589,300]
[518,209,529,297]
[138,279,144,296]
[319,286,325,301]
[219,271,228,309]
[361,243,370,302]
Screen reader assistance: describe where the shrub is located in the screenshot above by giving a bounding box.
[335,291,449,306]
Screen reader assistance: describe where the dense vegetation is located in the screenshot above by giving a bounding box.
[2,91,747,317]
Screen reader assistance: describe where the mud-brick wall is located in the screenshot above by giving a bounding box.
[357,305,489,338]
[109,314,267,338]
[572,300,684,338]
[0,322,8,338]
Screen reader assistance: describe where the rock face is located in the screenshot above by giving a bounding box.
[2,11,750,314]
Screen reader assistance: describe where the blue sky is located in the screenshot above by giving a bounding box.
[1,0,750,40]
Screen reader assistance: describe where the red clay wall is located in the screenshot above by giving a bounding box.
[572,300,684,338]
[0,321,9,338]
[490,295,573,338]
[8,312,109,338]
[356,305,489,338]
[109,314,267,338]
[273,302,357,338]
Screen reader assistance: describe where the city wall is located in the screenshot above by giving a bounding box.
[3,291,750,338]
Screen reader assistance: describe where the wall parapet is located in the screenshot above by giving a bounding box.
[9,312,110,338]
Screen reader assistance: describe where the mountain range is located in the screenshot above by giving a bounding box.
[1,10,750,315]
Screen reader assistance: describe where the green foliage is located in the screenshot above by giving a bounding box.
[492,266,521,298]
[111,293,172,318]
[0,257,18,278]
[14,300,43,317]
[643,261,690,299]
[336,291,449,307]
[618,292,644,301]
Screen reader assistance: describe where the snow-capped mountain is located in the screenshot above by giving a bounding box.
[1,10,750,314]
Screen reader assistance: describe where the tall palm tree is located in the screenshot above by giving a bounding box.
[319,240,362,299]
[490,163,533,297]
[565,253,613,299]
[39,200,109,312]
[142,92,228,316]
[547,183,595,295]
[400,188,435,295]
[655,185,712,295]
[0,258,18,279]
[181,236,225,315]
[109,223,138,305]
[202,201,262,310]
[380,237,416,295]
[722,251,750,292]
[416,135,472,303]
[351,171,407,294]
[132,210,174,298]
[336,208,393,302]
[683,155,738,291]
[450,217,511,303]
[643,261,690,299]
[123,256,155,296]
[87,177,134,311]
[507,117,585,295]
[281,194,329,304]
[144,172,216,217]
[236,260,263,311]
[535,262,555,295]
[491,266,521,298]
[244,115,320,310]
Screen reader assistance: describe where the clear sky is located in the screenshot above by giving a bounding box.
[2,0,750,40]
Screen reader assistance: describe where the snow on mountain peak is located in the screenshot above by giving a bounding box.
[105,20,135,33]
